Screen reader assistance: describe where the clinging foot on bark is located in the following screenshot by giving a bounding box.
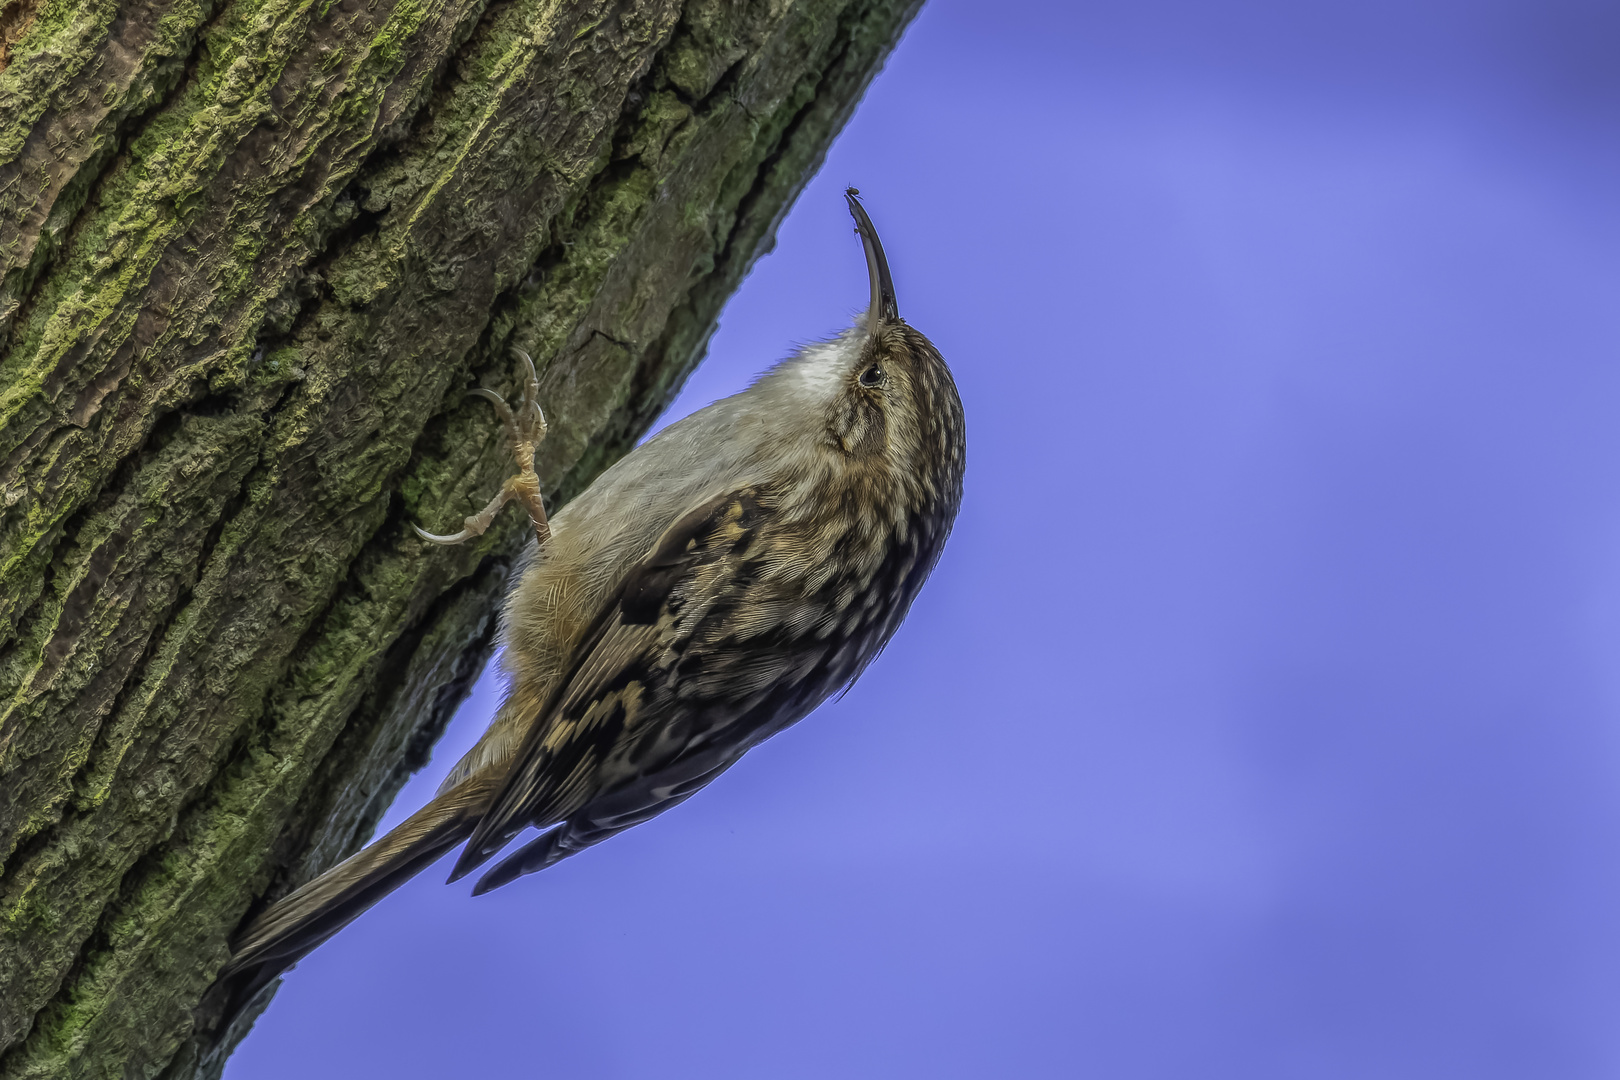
[414,347,551,548]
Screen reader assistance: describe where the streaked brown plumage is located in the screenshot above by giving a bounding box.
[224,191,966,989]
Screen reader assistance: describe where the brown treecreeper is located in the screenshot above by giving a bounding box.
[225,191,967,989]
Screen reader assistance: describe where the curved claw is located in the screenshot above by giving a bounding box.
[512,347,539,391]
[413,485,509,546]
[413,522,480,545]
[519,400,546,442]
[509,348,545,438]
[468,387,516,428]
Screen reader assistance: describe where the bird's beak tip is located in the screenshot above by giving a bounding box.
[845,187,898,327]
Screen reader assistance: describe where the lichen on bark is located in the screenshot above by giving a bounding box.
[0,0,923,1075]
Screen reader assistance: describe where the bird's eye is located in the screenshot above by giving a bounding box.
[859,364,885,387]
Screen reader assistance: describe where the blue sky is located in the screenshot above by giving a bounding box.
[229,2,1620,1076]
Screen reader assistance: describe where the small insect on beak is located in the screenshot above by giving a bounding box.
[845,187,899,331]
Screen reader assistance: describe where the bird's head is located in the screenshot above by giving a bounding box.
[732,190,964,528]
[819,189,965,513]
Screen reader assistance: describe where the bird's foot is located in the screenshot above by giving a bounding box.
[414,348,551,548]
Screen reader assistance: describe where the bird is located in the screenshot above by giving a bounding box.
[222,189,966,989]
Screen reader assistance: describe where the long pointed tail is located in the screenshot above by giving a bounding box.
[223,774,498,987]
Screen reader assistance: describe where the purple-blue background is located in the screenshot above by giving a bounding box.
[228,2,1620,1076]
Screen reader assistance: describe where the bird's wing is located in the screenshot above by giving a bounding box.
[449,487,765,882]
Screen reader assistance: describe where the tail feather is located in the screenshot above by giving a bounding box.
[224,775,497,984]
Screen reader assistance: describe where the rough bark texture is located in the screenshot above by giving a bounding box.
[0,0,921,1074]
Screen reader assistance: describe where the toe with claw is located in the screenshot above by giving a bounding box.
[415,348,551,549]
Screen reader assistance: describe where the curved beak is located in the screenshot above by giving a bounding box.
[845,188,899,328]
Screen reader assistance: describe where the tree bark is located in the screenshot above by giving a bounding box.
[0,0,920,1073]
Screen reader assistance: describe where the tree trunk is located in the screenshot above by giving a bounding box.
[0,0,919,1073]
